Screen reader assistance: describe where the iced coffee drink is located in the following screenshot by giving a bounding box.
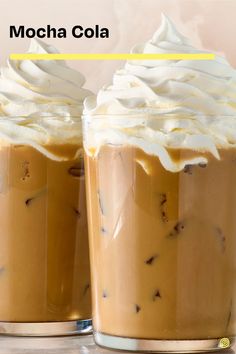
[83,15,236,352]
[0,39,92,336]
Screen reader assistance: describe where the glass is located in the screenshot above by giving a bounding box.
[0,116,91,336]
[0,334,96,354]
[83,114,236,352]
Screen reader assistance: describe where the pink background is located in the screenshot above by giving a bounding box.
[1,0,236,92]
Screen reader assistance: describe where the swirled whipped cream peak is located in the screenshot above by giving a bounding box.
[84,14,236,172]
[0,39,92,160]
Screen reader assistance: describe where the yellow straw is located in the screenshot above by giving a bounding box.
[10,53,215,61]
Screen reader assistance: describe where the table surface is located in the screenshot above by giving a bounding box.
[0,335,235,354]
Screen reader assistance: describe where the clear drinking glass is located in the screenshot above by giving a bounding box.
[83,113,236,352]
[0,116,91,336]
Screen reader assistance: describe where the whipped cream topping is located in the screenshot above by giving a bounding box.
[0,39,92,160]
[84,14,236,172]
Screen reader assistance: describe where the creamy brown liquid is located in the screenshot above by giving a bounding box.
[85,145,236,340]
[0,143,91,322]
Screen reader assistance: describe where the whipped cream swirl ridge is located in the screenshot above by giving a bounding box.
[0,39,92,160]
[84,14,236,172]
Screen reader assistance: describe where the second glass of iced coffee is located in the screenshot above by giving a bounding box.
[0,39,92,336]
[83,15,236,352]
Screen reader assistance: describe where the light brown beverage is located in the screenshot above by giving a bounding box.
[0,143,91,323]
[85,144,236,340]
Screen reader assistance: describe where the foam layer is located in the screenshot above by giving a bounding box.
[0,39,92,160]
[83,15,236,172]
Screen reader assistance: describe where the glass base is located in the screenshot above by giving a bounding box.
[94,332,235,352]
[0,319,92,336]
